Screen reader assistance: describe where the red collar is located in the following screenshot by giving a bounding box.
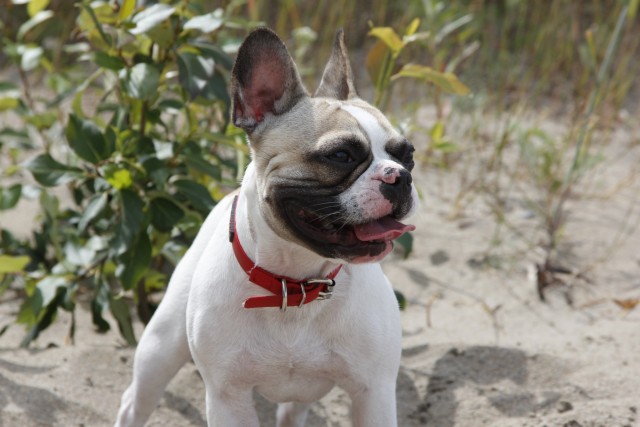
[229,195,342,311]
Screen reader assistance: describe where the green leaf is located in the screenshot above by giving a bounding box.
[368,27,404,55]
[0,184,22,210]
[142,157,170,188]
[27,0,50,17]
[185,151,221,180]
[173,179,215,214]
[79,193,108,231]
[120,63,160,101]
[36,276,68,308]
[17,291,39,327]
[20,45,44,71]
[191,41,233,70]
[405,18,420,37]
[104,166,133,190]
[0,324,10,337]
[119,231,151,289]
[91,279,110,332]
[130,3,175,35]
[24,153,83,186]
[0,127,30,147]
[393,64,471,96]
[20,285,65,347]
[145,20,174,48]
[630,0,639,20]
[0,97,19,111]
[434,14,473,44]
[0,255,30,273]
[109,294,137,345]
[366,40,389,90]
[94,51,125,71]
[394,290,407,311]
[395,232,413,259]
[433,141,459,153]
[25,112,57,130]
[17,10,54,40]
[157,98,183,111]
[177,51,217,101]
[66,114,113,163]
[430,122,445,142]
[112,189,145,256]
[183,9,223,33]
[150,196,184,232]
[63,239,97,268]
[0,82,18,91]
[0,83,21,111]
[118,0,136,21]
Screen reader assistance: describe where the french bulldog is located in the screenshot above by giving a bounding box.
[115,27,418,427]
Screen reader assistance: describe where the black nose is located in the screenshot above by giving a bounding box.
[380,169,413,217]
[383,169,412,190]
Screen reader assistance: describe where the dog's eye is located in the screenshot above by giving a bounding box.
[326,150,354,163]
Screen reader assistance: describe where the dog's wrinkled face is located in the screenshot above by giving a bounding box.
[231,28,417,263]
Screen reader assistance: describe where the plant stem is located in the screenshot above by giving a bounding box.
[563,5,628,190]
[548,5,629,257]
[82,3,110,46]
[139,101,148,139]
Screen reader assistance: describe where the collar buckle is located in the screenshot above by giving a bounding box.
[303,278,335,300]
[280,278,288,312]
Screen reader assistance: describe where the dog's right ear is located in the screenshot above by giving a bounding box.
[231,28,307,133]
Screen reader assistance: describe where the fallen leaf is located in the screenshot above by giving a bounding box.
[613,298,640,310]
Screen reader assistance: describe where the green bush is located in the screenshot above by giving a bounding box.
[0,0,251,346]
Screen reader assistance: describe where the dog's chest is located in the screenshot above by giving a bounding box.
[223,322,354,403]
[253,347,338,403]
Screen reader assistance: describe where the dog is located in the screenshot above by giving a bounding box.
[115,27,418,427]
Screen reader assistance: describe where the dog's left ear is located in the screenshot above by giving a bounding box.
[231,27,308,133]
[315,29,358,100]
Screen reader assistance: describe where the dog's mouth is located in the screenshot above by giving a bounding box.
[286,202,415,256]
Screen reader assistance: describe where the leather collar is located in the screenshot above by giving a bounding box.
[229,195,342,311]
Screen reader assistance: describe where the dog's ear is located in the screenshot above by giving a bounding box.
[314,29,358,100]
[231,27,307,133]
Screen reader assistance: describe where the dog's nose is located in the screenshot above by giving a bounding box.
[381,167,412,186]
[395,169,412,187]
[380,169,412,202]
[385,168,412,188]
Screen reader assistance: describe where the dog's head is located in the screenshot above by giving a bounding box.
[231,28,418,264]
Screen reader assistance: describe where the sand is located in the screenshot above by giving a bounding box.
[0,113,639,427]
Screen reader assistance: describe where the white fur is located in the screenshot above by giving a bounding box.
[114,112,412,427]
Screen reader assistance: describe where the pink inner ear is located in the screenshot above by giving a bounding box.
[243,54,287,122]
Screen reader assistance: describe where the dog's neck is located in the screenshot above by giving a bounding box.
[235,163,342,280]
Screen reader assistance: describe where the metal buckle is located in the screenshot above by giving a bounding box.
[280,278,288,312]
[304,278,335,300]
[298,282,307,307]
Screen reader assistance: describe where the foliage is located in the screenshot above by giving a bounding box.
[1,0,639,345]
[367,16,471,109]
[482,4,634,274]
[0,0,251,346]
[366,3,478,169]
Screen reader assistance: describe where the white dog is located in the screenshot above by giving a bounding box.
[115,27,418,427]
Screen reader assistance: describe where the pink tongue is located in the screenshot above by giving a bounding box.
[353,217,415,242]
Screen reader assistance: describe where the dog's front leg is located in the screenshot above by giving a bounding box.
[276,402,312,427]
[204,387,260,427]
[350,381,398,427]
